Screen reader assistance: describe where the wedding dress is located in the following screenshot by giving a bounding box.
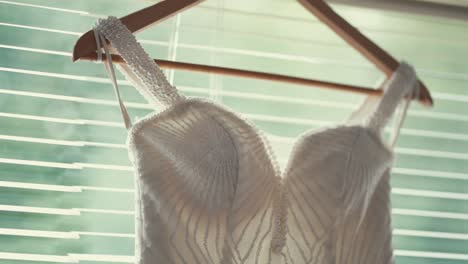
[93,16,419,264]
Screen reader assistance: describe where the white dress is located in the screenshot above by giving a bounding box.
[93,16,420,264]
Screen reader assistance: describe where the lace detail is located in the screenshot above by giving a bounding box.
[94,16,183,107]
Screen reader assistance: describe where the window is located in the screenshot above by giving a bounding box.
[0,0,466,263]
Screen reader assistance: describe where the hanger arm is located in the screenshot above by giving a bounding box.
[298,0,433,106]
[81,52,382,96]
[72,0,203,61]
[73,0,433,106]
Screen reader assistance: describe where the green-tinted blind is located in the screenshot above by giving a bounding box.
[0,0,467,263]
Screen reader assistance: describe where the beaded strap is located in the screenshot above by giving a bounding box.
[93,25,132,129]
[367,62,419,136]
[94,16,183,107]
[347,61,419,146]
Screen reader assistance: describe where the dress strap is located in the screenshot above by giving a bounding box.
[347,61,420,147]
[93,16,183,108]
[93,28,132,130]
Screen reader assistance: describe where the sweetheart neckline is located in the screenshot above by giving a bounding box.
[126,96,393,178]
[97,16,415,174]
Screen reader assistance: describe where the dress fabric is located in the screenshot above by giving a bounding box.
[94,16,420,264]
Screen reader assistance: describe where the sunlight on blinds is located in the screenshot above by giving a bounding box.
[0,0,467,263]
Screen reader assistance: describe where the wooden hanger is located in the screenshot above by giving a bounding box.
[73,0,433,106]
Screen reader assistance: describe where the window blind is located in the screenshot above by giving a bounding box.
[0,0,467,263]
